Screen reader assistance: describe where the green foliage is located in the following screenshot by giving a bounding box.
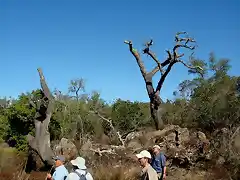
[167,53,239,131]
[7,96,35,135]
[111,99,149,133]
[0,115,9,143]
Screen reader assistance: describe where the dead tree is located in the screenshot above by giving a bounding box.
[27,68,54,165]
[124,32,203,130]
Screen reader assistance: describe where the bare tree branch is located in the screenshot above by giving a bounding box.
[173,32,196,60]
[90,110,125,147]
[89,147,117,156]
[37,68,52,100]
[176,59,204,77]
[124,40,147,79]
[142,40,164,75]
[155,62,175,93]
[156,32,199,93]
[148,57,172,77]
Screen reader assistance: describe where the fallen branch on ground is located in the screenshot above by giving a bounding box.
[89,147,117,157]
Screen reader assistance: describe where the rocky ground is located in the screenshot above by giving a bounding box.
[1,125,239,180]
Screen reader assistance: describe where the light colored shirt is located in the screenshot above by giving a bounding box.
[52,165,69,180]
[140,164,158,180]
[66,169,93,180]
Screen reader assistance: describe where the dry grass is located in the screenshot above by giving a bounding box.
[0,147,29,180]
[0,147,235,180]
[0,147,140,180]
[93,164,139,180]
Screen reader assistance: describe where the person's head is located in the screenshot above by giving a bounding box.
[152,145,161,155]
[136,150,152,167]
[70,157,87,170]
[53,156,65,167]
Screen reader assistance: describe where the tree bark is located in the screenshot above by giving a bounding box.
[124,32,200,130]
[124,41,169,130]
[27,68,54,166]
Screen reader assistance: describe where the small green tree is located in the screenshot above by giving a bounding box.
[111,99,148,133]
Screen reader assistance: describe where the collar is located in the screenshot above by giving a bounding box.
[55,165,64,170]
[142,164,150,173]
[154,152,161,157]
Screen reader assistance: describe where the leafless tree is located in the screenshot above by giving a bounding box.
[124,32,203,130]
[27,68,54,165]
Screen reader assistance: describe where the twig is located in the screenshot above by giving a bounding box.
[176,59,204,77]
[124,40,172,79]
[89,110,125,147]
[143,39,164,75]
[89,147,117,156]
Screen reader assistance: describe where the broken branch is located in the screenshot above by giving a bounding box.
[27,68,54,166]
[89,147,117,156]
[90,110,125,147]
[124,40,147,79]
[37,68,52,100]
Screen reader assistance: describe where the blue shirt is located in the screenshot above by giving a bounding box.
[52,165,69,180]
[151,152,166,173]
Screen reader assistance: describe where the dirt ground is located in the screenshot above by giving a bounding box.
[0,172,46,180]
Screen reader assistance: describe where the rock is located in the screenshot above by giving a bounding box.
[177,128,190,144]
[81,139,92,151]
[0,142,9,148]
[25,149,46,172]
[54,138,78,161]
[125,131,143,143]
[234,134,240,151]
[216,156,225,165]
[197,131,207,141]
[125,125,210,167]
[126,140,142,150]
[221,128,228,134]
[98,134,111,145]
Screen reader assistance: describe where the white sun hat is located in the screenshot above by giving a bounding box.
[153,145,161,149]
[136,150,152,159]
[70,157,87,170]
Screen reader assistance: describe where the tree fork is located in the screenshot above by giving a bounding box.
[124,32,203,130]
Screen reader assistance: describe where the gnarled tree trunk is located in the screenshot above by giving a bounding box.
[125,32,202,130]
[27,68,54,166]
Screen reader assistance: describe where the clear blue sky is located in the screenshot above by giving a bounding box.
[0,0,239,102]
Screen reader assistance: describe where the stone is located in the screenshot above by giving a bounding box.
[53,138,78,162]
[216,156,225,165]
[81,139,92,151]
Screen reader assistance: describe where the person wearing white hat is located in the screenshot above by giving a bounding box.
[151,145,166,180]
[65,156,93,180]
[136,150,158,180]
